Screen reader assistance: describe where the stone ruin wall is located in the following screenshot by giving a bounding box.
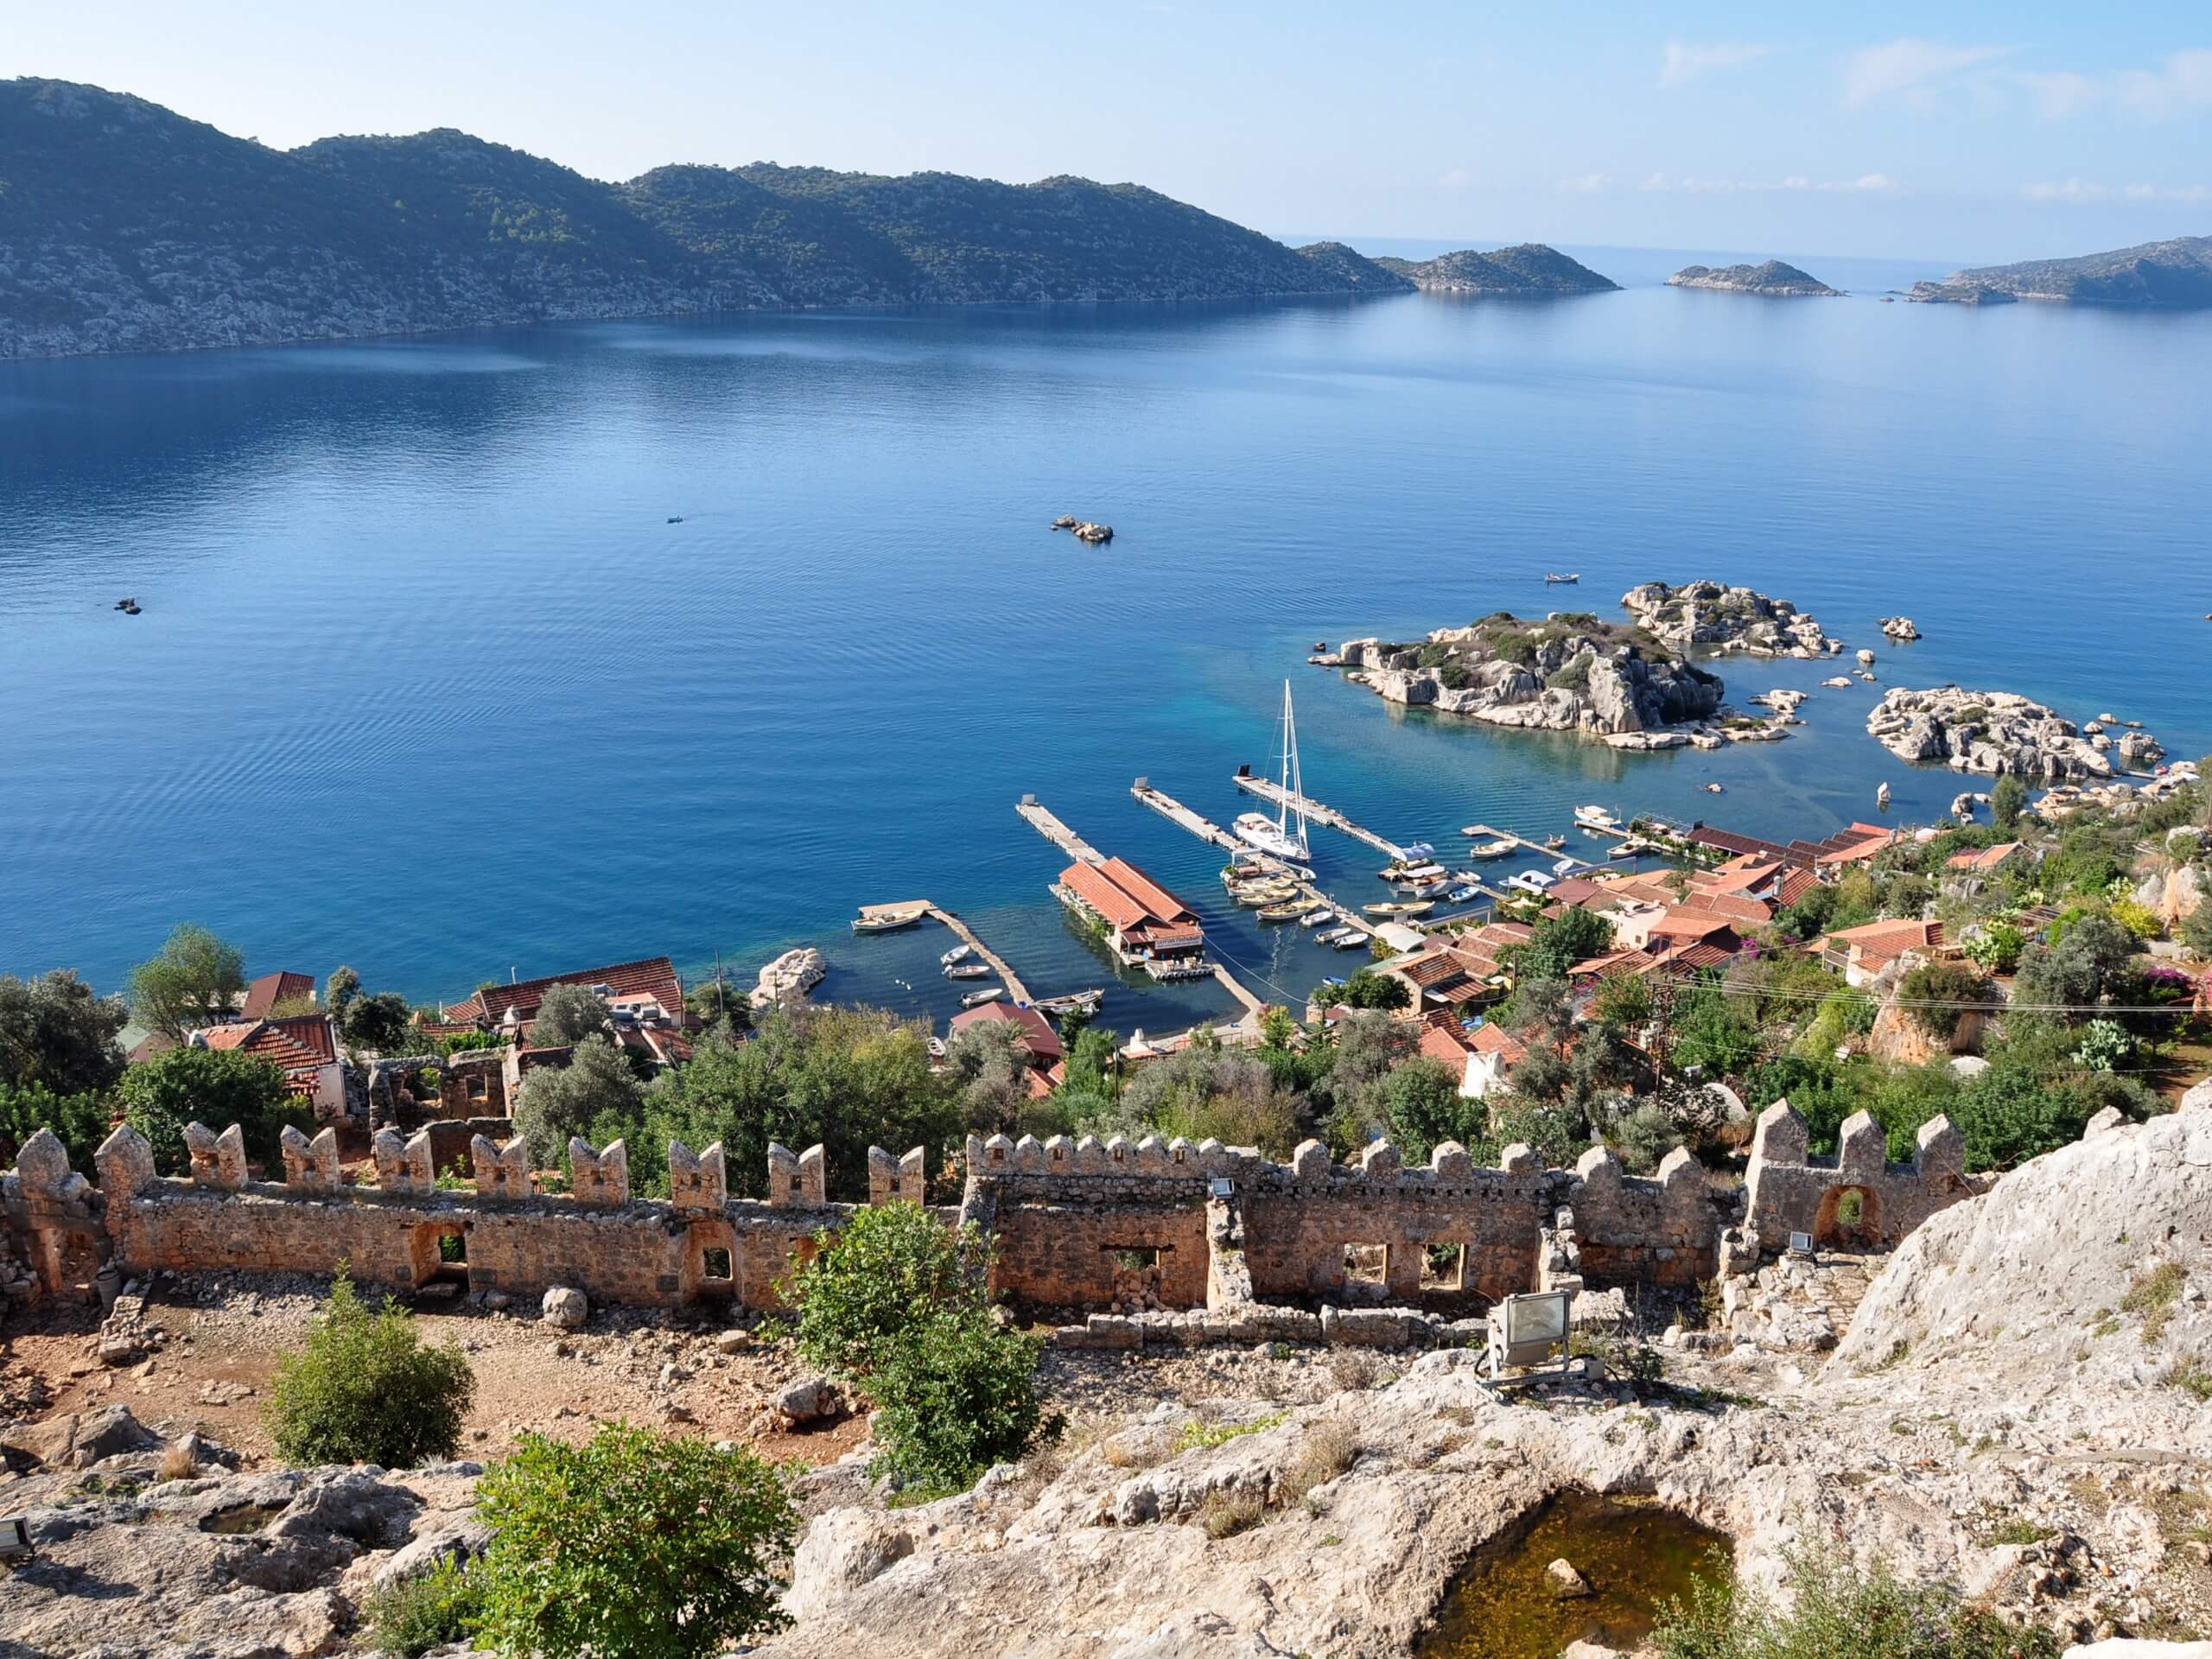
[5,1098,1986,1338]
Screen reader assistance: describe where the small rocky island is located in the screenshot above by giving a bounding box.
[1619,580,1840,657]
[1867,686,2166,780]
[1369,244,1618,296]
[1320,613,1732,749]
[1667,260,1840,297]
[1908,234,2212,309]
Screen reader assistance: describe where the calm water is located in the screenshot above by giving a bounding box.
[4,279,2209,1031]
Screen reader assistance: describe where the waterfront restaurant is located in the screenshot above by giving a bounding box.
[1055,856,1210,977]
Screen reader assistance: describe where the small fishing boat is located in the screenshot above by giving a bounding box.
[1544,572,1580,584]
[940,944,973,966]
[944,963,991,981]
[1035,988,1104,1016]
[960,987,1006,1008]
[1543,833,1567,850]
[1313,640,1328,652]
[1256,902,1305,924]
[1508,871,1556,896]
[1573,804,1620,831]
[1299,906,1335,926]
[1236,882,1300,907]
[1404,878,1452,899]
[852,908,925,934]
[1551,857,1582,878]
[1363,899,1434,917]
[926,1036,946,1060]
[1446,886,1480,903]
[1461,836,1515,860]
[1381,861,1448,883]
[1331,930,1371,949]
[666,515,684,524]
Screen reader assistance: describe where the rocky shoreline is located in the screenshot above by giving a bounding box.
[1667,259,1840,297]
[1867,686,2168,780]
[1620,580,1840,658]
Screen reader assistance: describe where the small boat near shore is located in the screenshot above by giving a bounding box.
[1573,804,1621,831]
[1298,906,1335,926]
[1461,836,1515,859]
[1446,885,1480,903]
[944,963,991,981]
[852,906,925,934]
[1255,902,1305,924]
[960,987,1007,1008]
[1235,882,1300,907]
[1363,899,1434,917]
[940,944,973,966]
[1544,572,1580,584]
[1035,988,1103,1017]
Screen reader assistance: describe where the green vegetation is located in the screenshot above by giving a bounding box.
[125,922,245,1039]
[1176,1413,1287,1452]
[529,981,612,1046]
[1896,961,1986,1039]
[512,1034,644,1164]
[361,1558,486,1657]
[1333,968,1411,1012]
[0,968,126,1096]
[0,1083,112,1171]
[1652,1545,2062,1659]
[472,1421,797,1659]
[119,1045,307,1174]
[785,1201,1052,1495]
[263,1271,474,1468]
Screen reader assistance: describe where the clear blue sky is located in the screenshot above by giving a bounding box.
[10,1,2209,263]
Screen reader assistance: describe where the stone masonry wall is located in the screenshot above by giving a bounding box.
[1743,1101,1977,1252]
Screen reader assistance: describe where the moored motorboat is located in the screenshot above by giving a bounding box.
[1299,906,1335,926]
[1255,902,1305,924]
[940,944,973,966]
[1035,988,1104,1016]
[1236,882,1300,907]
[960,987,1006,1008]
[1462,836,1515,860]
[944,963,991,980]
[1363,899,1434,917]
[1573,804,1620,831]
[1446,886,1479,903]
[852,907,925,934]
[1544,572,1580,584]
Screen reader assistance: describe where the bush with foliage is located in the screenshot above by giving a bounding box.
[1959,922,2024,975]
[1991,773,2028,830]
[472,1421,797,1659]
[119,1045,307,1174]
[1375,1054,1487,1163]
[529,981,611,1046]
[785,1201,975,1378]
[0,968,127,1096]
[1668,982,1761,1077]
[1896,961,1985,1040]
[0,1084,113,1171]
[2071,1017,2134,1073]
[1651,1543,2059,1659]
[264,1271,474,1467]
[1333,968,1410,1012]
[1510,906,1615,982]
[361,1557,485,1657]
[340,990,415,1053]
[126,923,246,1039]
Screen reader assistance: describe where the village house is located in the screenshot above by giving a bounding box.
[1054,857,1209,978]
[194,1014,349,1121]
[1372,920,1531,1015]
[1416,1011,1529,1097]
[1945,841,2024,874]
[442,955,686,1033]
[238,969,315,1020]
[1816,918,1948,987]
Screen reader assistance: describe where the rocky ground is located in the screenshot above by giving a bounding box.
[1618,581,1840,658]
[4,1106,2207,1657]
[1869,686,2168,781]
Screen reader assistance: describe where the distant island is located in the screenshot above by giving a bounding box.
[1,79,1434,359]
[1369,245,1618,296]
[1667,260,1840,297]
[1908,235,2212,308]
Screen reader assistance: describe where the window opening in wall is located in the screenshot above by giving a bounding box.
[701,1246,733,1281]
[1109,1246,1162,1270]
[1421,1243,1465,1291]
[1342,1243,1389,1285]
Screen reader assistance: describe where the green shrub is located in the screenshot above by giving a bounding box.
[0,1084,113,1172]
[263,1271,474,1468]
[1897,961,1984,1040]
[786,1201,973,1379]
[472,1421,796,1659]
[864,1302,1052,1497]
[1651,1543,2062,1659]
[120,1045,308,1176]
[1335,969,1411,1012]
[1961,923,2024,975]
[362,1558,485,1657]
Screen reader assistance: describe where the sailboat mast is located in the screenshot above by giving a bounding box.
[1280,679,1308,855]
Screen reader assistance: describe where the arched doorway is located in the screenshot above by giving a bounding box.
[1813,1185,1881,1249]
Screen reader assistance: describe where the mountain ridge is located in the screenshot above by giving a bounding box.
[1908,233,2212,308]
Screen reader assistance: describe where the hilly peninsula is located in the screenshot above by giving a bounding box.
[0,78,1417,358]
[1667,259,1839,297]
[1369,244,1618,295]
[1908,234,2212,308]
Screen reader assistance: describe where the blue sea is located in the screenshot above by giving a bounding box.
[4,257,2209,1034]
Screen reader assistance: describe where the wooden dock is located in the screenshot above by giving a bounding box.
[856,899,1033,1006]
[1232,774,1409,861]
[1015,797,1103,866]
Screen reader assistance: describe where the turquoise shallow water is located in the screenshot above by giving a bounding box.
[3,283,2209,1031]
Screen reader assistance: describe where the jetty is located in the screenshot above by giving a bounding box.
[858,900,1033,1006]
[1016,795,1104,866]
[1233,772,1408,861]
[1130,778,1387,947]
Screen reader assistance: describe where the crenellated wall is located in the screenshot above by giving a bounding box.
[1742,1101,1978,1251]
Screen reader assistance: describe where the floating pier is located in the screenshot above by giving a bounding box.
[859,899,1034,1007]
[1132,779,1387,945]
[1016,795,1103,866]
[1232,773,1408,861]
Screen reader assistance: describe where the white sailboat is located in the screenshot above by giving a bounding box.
[1234,680,1313,861]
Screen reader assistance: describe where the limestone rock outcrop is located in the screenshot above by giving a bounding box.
[1619,580,1839,658]
[1866,686,2166,781]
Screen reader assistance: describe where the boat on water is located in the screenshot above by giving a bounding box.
[1446,886,1480,903]
[940,944,973,966]
[944,963,992,981]
[1461,836,1515,860]
[1544,572,1580,584]
[1299,906,1335,926]
[1403,878,1452,899]
[1544,833,1567,850]
[1573,804,1621,831]
[1035,988,1103,1016]
[1235,681,1314,861]
[1331,930,1371,949]
[1380,861,1448,883]
[960,987,1007,1008]
[1551,857,1583,877]
[1255,902,1305,924]
[1363,899,1434,917]
[1235,882,1300,907]
[1508,871,1556,896]
[852,907,925,934]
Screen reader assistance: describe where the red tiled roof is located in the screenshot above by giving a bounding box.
[1777,868,1824,907]
[950,1000,1065,1063]
[1676,892,1771,927]
[1823,918,1943,964]
[199,1016,336,1077]
[241,970,315,1020]
[1548,877,1605,906]
[1571,949,1657,982]
[1661,942,1735,973]
[1096,858,1196,926]
[446,957,683,1026]
[1395,950,1466,989]
[1647,910,1739,942]
[1946,842,2022,872]
[1418,1024,1474,1064]
[1467,1022,1528,1062]
[1062,861,1150,930]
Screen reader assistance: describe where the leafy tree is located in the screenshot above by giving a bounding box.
[340,990,413,1053]
[942,1016,1035,1135]
[684,977,751,1033]
[1058,1025,1118,1100]
[324,965,362,1027]
[1591,972,1652,1030]
[1669,982,1760,1077]
[2012,913,2138,1021]
[473,1421,796,1659]
[1599,1100,1681,1174]
[1960,922,2024,975]
[2183,899,2212,959]
[126,923,246,1039]
[0,1084,113,1171]
[1512,906,1615,981]
[1991,773,2028,830]
[1487,1093,1587,1166]
[531,981,610,1046]
[0,969,127,1096]
[1334,969,1410,1012]
[119,1046,305,1174]
[1308,1012,1417,1153]
[648,1005,955,1202]
[1498,974,1573,1049]
[264,1270,474,1467]
[512,1035,644,1163]
[1111,1039,1300,1157]
[786,1201,974,1377]
[1375,1055,1480,1163]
